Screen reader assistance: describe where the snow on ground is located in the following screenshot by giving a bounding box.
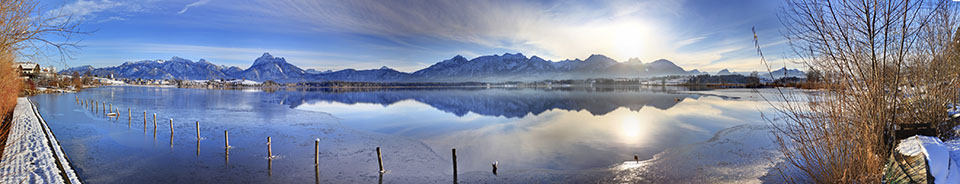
[898,135,960,184]
[949,104,960,118]
[98,78,125,85]
[225,79,261,86]
[0,98,81,184]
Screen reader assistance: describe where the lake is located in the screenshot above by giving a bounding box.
[30,86,790,183]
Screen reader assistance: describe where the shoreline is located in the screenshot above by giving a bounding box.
[0,98,81,184]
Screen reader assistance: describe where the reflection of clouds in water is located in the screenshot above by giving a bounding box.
[416,94,780,172]
[285,88,787,173]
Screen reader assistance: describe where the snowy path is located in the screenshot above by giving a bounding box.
[0,98,81,184]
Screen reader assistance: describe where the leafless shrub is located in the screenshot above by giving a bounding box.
[0,0,87,158]
[763,0,960,183]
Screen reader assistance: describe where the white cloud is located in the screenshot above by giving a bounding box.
[45,0,145,24]
[242,0,769,67]
[177,0,211,14]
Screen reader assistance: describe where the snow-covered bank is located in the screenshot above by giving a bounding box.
[896,135,960,183]
[0,98,81,184]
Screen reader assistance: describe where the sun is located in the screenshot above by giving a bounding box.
[599,20,661,61]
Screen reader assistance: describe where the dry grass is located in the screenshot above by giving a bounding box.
[0,51,20,157]
[765,0,960,183]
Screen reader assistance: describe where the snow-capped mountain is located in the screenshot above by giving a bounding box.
[239,53,306,82]
[716,69,733,75]
[687,69,706,75]
[554,54,619,73]
[643,59,688,76]
[315,66,412,82]
[59,57,230,80]
[767,67,805,79]
[222,66,244,77]
[61,52,804,83]
[305,69,333,74]
[408,53,695,81]
[410,53,562,81]
[58,65,95,75]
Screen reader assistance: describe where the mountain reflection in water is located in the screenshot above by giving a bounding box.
[268,86,739,118]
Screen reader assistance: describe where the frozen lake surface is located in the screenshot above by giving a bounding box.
[31,86,790,183]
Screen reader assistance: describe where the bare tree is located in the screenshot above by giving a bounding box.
[762,0,960,183]
[0,0,87,156]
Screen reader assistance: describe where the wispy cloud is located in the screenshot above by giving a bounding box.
[242,0,772,66]
[95,16,126,23]
[177,0,211,14]
[51,0,788,71]
[44,0,145,24]
[74,41,432,71]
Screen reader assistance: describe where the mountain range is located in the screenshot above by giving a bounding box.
[60,52,803,83]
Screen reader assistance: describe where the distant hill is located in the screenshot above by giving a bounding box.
[767,67,805,79]
[716,69,733,75]
[61,52,802,82]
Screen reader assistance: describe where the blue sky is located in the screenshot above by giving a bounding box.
[39,0,795,73]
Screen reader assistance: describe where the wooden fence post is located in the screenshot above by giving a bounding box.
[267,137,272,159]
[453,148,458,183]
[315,139,319,165]
[377,147,384,173]
[225,130,230,149]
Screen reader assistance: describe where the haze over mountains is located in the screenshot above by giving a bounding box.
[60,52,803,83]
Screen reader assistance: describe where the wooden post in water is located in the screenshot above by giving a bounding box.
[314,139,319,165]
[128,108,131,120]
[225,130,231,165]
[153,113,157,129]
[143,111,147,126]
[376,147,384,173]
[196,121,200,140]
[452,148,458,183]
[224,131,230,150]
[109,103,112,114]
[116,107,120,120]
[267,137,272,159]
[169,119,174,134]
